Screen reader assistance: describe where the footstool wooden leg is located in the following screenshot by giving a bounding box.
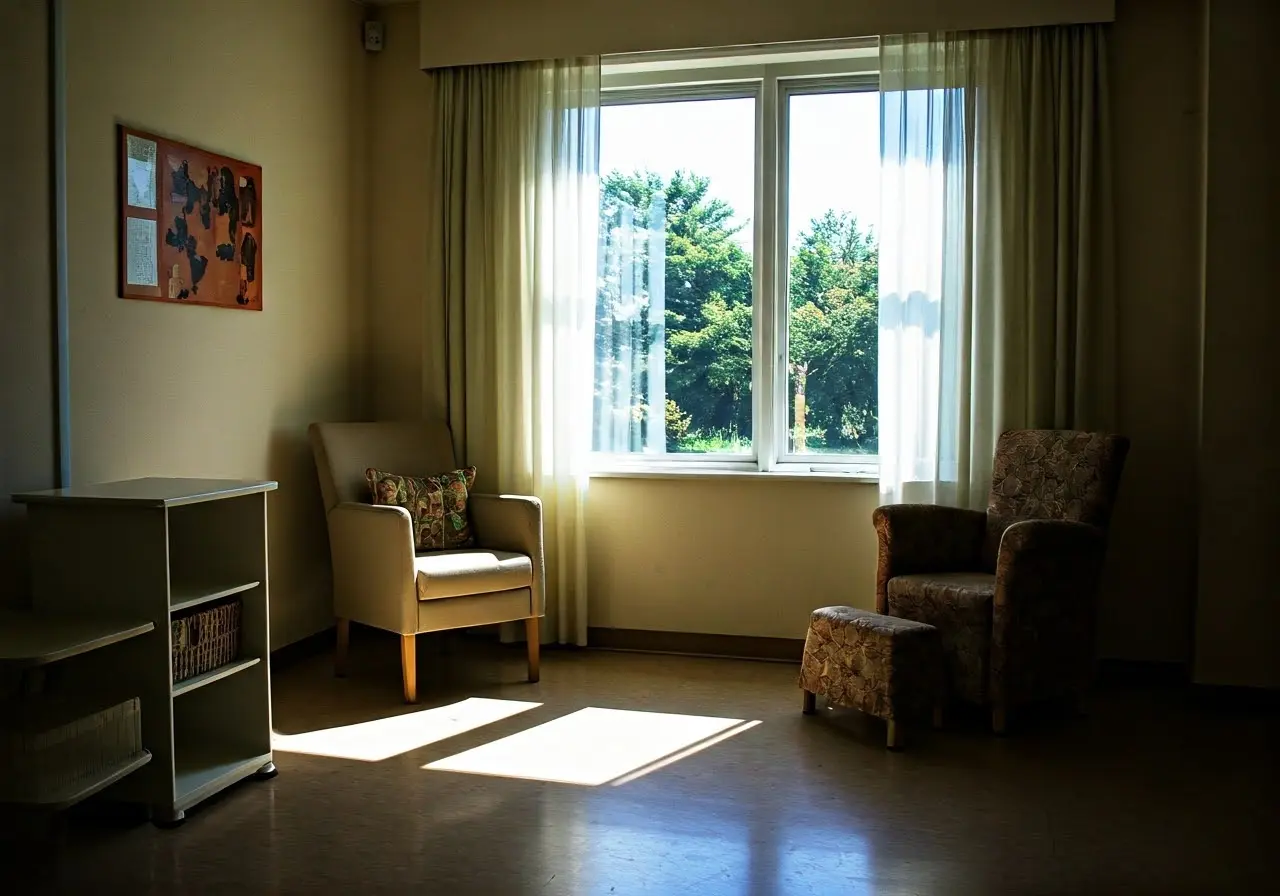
[802,690,817,715]
[886,719,904,750]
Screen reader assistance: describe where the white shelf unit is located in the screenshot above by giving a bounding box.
[0,613,156,810]
[15,478,278,825]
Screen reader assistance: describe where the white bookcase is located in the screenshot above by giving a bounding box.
[14,478,278,825]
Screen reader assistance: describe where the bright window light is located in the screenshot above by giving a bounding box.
[423,707,760,786]
[271,697,541,762]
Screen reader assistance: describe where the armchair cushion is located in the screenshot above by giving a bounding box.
[367,466,477,551]
[415,549,533,601]
[886,573,995,704]
[872,504,987,610]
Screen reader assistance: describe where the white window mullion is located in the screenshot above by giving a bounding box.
[756,69,779,472]
[773,74,793,472]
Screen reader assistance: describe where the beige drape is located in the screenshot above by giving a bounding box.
[976,25,1116,435]
[878,26,1115,507]
[425,59,600,645]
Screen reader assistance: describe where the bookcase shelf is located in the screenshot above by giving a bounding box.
[174,745,272,810]
[14,477,278,825]
[172,656,261,698]
[0,610,153,668]
[170,580,260,614]
[7,750,153,810]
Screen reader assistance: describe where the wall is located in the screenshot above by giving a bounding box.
[1194,0,1280,687]
[1103,0,1204,662]
[373,1,1230,662]
[64,0,366,648]
[367,1,438,424]
[0,0,56,609]
[418,0,1115,69]
[587,478,882,638]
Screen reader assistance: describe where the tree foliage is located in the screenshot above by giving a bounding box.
[595,171,878,455]
[786,211,880,453]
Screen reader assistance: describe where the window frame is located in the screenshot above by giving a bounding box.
[771,74,881,475]
[593,49,880,478]
[595,83,762,472]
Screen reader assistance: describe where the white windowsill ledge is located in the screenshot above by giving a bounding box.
[589,468,879,485]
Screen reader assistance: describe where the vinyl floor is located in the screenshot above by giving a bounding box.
[6,631,1277,895]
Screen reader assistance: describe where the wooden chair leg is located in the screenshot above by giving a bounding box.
[401,634,417,703]
[802,690,817,715]
[886,719,904,750]
[525,617,541,683]
[335,618,349,678]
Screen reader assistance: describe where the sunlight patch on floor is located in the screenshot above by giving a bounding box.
[272,697,541,761]
[423,707,760,785]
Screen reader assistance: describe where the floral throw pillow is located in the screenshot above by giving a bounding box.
[365,466,477,551]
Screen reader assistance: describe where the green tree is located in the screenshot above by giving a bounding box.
[667,293,753,441]
[599,170,753,448]
[786,211,879,453]
[601,170,752,331]
[595,174,878,455]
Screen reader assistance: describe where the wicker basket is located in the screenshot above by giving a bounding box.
[0,696,142,804]
[171,599,241,683]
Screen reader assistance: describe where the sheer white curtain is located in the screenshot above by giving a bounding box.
[877,36,974,506]
[594,190,666,454]
[427,58,600,645]
[877,27,1115,508]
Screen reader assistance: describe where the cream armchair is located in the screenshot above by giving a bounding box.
[308,421,544,702]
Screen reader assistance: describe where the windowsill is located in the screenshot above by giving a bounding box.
[589,467,879,485]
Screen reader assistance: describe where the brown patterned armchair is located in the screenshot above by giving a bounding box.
[872,430,1129,733]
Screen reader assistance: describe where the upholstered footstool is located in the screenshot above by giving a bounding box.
[799,606,943,749]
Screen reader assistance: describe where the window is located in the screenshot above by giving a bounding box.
[592,47,880,474]
[595,91,756,458]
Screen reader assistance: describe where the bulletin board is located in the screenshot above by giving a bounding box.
[119,126,263,310]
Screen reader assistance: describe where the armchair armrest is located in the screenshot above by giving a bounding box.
[991,519,1108,707]
[469,494,545,617]
[872,504,987,612]
[995,519,1107,596]
[327,502,417,634]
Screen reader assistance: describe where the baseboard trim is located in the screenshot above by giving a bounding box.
[1095,659,1189,687]
[270,625,336,672]
[588,627,804,662]
[1189,682,1280,710]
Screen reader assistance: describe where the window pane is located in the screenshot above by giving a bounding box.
[785,91,880,456]
[595,97,755,455]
